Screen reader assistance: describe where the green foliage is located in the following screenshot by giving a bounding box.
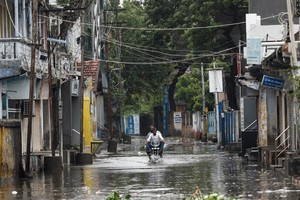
[109,0,120,8]
[106,0,247,114]
[287,73,300,105]
[108,0,173,114]
[56,0,84,7]
[56,0,68,5]
[175,67,214,112]
[105,189,235,200]
[183,187,236,200]
[208,59,231,73]
[106,192,131,200]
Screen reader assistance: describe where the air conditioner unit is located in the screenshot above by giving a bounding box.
[71,79,79,97]
[22,100,35,116]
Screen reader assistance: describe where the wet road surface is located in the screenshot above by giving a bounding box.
[1,136,300,199]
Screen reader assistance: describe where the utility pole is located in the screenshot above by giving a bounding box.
[25,0,38,173]
[46,0,54,157]
[79,11,85,153]
[286,0,298,151]
[208,61,222,147]
[57,12,63,158]
[116,9,123,135]
[201,63,206,141]
[104,10,113,139]
[213,62,220,146]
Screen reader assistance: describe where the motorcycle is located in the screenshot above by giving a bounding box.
[149,139,161,163]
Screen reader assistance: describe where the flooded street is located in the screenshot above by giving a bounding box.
[1,136,300,199]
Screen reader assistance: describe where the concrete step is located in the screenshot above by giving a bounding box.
[225,142,241,153]
[244,148,258,161]
[278,157,286,166]
[270,164,283,170]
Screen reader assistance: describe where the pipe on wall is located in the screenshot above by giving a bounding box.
[14,0,19,37]
[22,0,27,38]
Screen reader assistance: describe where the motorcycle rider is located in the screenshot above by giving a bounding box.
[146,125,165,159]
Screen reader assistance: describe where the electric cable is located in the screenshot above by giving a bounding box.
[38,13,282,32]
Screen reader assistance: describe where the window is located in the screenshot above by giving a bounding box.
[0,4,13,38]
[2,94,7,119]
[22,99,35,117]
[7,99,21,119]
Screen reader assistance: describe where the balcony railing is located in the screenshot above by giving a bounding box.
[0,38,48,77]
[0,38,77,80]
[0,38,31,60]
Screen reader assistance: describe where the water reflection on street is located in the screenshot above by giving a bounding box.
[1,136,300,199]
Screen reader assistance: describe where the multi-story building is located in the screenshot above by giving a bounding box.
[0,0,86,156]
[239,0,300,171]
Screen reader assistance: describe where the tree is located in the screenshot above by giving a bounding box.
[143,0,247,111]
[108,0,174,115]
[107,0,247,114]
[175,67,214,112]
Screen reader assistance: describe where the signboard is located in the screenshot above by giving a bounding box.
[125,114,140,135]
[71,79,79,96]
[208,68,223,93]
[261,75,284,90]
[173,112,182,130]
[247,37,262,64]
[163,86,169,136]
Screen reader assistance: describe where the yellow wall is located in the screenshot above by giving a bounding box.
[83,99,92,147]
[83,79,96,148]
[0,120,22,180]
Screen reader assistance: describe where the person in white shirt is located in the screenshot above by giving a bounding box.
[146,125,165,159]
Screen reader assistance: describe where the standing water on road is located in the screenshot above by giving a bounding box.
[1,136,300,199]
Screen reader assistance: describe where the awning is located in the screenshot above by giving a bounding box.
[238,79,260,90]
[0,67,22,79]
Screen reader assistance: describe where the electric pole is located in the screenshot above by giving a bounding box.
[46,0,54,157]
[201,63,206,141]
[286,0,298,151]
[26,0,38,173]
[79,11,85,153]
[104,10,113,140]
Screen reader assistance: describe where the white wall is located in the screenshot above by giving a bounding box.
[66,18,81,64]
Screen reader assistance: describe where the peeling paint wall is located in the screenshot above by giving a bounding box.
[0,82,2,119]
[258,88,268,146]
[266,89,277,145]
[0,120,22,182]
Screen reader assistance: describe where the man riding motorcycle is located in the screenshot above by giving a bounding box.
[146,126,164,160]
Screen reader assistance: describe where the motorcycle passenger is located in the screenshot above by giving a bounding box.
[146,126,165,159]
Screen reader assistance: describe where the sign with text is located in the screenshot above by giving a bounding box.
[173,112,182,130]
[247,37,262,65]
[261,75,284,90]
[125,114,140,135]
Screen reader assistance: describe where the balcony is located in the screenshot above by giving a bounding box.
[0,38,48,79]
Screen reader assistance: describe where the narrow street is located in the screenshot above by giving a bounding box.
[0,137,300,199]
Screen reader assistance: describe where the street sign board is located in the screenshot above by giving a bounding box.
[174,112,182,130]
[247,37,262,65]
[208,68,223,93]
[125,114,140,135]
[261,75,284,90]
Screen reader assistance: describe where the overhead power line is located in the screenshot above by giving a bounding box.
[102,46,238,65]
[39,13,281,31]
